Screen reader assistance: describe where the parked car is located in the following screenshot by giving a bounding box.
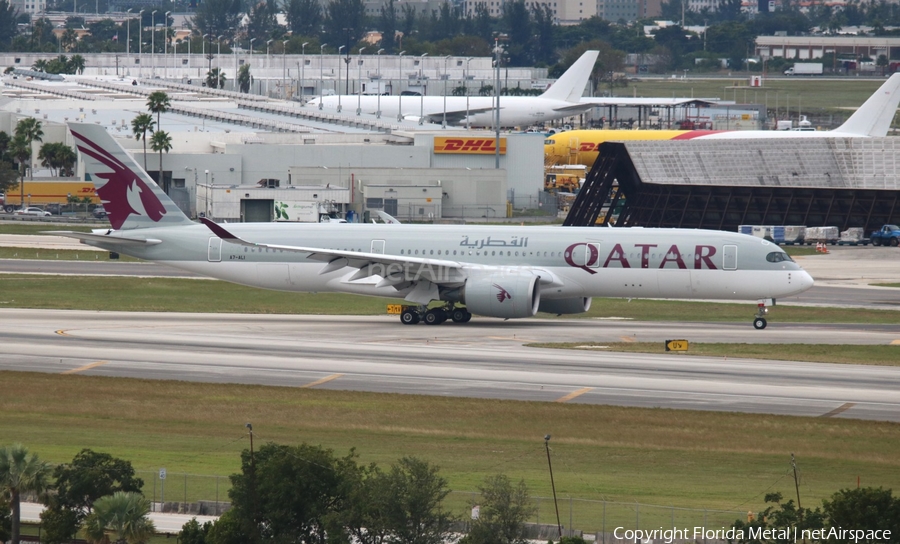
[14,207,51,216]
[92,206,108,219]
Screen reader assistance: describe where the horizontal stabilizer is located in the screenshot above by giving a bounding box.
[43,230,162,246]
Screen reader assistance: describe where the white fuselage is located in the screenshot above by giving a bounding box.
[88,224,814,304]
[305,95,588,127]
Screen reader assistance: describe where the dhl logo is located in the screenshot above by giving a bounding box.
[434,137,507,155]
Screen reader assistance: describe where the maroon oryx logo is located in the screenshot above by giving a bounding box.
[70,128,167,230]
[493,284,512,303]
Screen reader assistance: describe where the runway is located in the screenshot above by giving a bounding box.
[1,309,898,422]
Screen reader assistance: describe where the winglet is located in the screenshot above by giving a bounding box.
[834,73,900,137]
[200,217,243,242]
[539,50,599,103]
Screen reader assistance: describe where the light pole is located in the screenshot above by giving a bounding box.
[442,55,450,128]
[544,435,563,539]
[150,10,156,77]
[397,50,405,121]
[376,48,384,118]
[419,52,428,125]
[250,37,256,93]
[285,40,293,99]
[465,56,473,129]
[356,47,365,115]
[164,11,171,78]
[173,39,177,80]
[216,35,223,81]
[126,9,131,56]
[299,41,307,101]
[337,45,345,112]
[138,10,145,77]
[265,39,273,94]
[318,43,327,108]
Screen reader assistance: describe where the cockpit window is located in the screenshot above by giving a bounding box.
[766,251,793,263]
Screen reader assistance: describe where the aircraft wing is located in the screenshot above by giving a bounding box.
[422,106,495,125]
[551,103,596,114]
[43,230,163,246]
[200,218,562,304]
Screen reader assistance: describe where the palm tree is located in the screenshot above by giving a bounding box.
[130,113,155,173]
[83,492,155,544]
[32,59,48,72]
[146,91,171,129]
[14,118,43,180]
[0,444,52,544]
[70,54,86,75]
[150,130,172,193]
[9,134,31,208]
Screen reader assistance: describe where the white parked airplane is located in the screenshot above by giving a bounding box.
[52,123,814,328]
[305,50,600,128]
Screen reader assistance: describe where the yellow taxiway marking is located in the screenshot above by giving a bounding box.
[301,374,343,389]
[821,403,856,418]
[56,329,72,336]
[62,361,109,375]
[891,340,900,345]
[555,387,594,403]
[619,336,635,343]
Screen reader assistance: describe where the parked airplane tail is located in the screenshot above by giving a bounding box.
[69,123,193,231]
[539,50,600,103]
[834,73,900,137]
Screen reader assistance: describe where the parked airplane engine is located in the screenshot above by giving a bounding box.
[538,297,592,315]
[463,270,541,319]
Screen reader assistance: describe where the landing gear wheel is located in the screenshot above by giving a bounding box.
[400,308,420,325]
[424,309,447,325]
[753,317,767,330]
[451,308,472,323]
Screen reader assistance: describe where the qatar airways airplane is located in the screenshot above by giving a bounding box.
[52,123,814,329]
[305,50,600,127]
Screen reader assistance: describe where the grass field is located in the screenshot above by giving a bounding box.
[2,370,898,531]
[1,274,899,324]
[528,342,900,366]
[626,77,889,112]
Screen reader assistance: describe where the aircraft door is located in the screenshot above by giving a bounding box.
[208,237,222,262]
[371,240,385,254]
[588,243,601,268]
[723,245,737,270]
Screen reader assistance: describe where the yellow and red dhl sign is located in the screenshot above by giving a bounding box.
[434,137,506,155]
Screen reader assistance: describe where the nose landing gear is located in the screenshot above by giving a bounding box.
[753,300,771,329]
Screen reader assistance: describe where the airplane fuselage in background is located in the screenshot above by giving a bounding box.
[306,95,589,127]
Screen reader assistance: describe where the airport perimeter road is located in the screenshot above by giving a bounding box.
[1,309,899,422]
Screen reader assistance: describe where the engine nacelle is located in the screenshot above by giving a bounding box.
[538,297,592,315]
[463,270,541,319]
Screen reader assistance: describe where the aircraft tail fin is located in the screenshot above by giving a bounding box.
[539,50,600,103]
[834,73,900,137]
[68,123,193,231]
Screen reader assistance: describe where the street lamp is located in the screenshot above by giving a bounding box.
[126,8,132,56]
[265,39,273,94]
[337,45,345,112]
[419,52,428,125]
[442,54,450,128]
[376,48,384,118]
[300,42,309,100]
[356,47,365,115]
[250,37,257,92]
[465,56,473,129]
[164,11,171,72]
[397,50,405,121]
[285,40,293,99]
[216,35,223,81]
[138,10,145,77]
[318,43,327,108]
[150,10,157,77]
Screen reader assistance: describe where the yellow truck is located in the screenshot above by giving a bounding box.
[1,181,99,213]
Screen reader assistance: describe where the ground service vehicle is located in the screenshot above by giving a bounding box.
[1,181,99,213]
[784,63,824,76]
[14,207,52,216]
[870,224,900,246]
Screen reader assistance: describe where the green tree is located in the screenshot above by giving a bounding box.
[83,492,155,544]
[146,91,171,128]
[237,63,252,93]
[40,449,145,544]
[0,0,17,45]
[130,113,155,173]
[70,54,86,74]
[0,444,52,544]
[877,54,889,76]
[9,135,31,208]
[729,492,825,544]
[206,68,227,89]
[462,474,535,544]
[14,118,43,181]
[823,487,900,543]
[179,517,213,544]
[382,457,454,544]
[379,0,397,53]
[150,130,172,194]
[191,0,243,41]
[324,0,366,49]
[0,493,10,544]
[223,442,360,544]
[37,142,77,177]
[286,0,322,37]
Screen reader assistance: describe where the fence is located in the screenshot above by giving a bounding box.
[127,472,745,537]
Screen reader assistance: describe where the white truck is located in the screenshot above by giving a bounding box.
[783,63,823,76]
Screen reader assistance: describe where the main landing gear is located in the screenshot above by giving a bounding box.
[753,300,770,330]
[399,304,472,325]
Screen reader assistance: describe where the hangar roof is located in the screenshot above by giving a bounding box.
[620,137,900,191]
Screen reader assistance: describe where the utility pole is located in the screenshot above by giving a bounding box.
[791,453,802,519]
[545,435,562,538]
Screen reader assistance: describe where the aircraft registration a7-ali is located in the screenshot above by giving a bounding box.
[54,123,814,329]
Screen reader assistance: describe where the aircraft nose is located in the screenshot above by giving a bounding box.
[797,269,815,292]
